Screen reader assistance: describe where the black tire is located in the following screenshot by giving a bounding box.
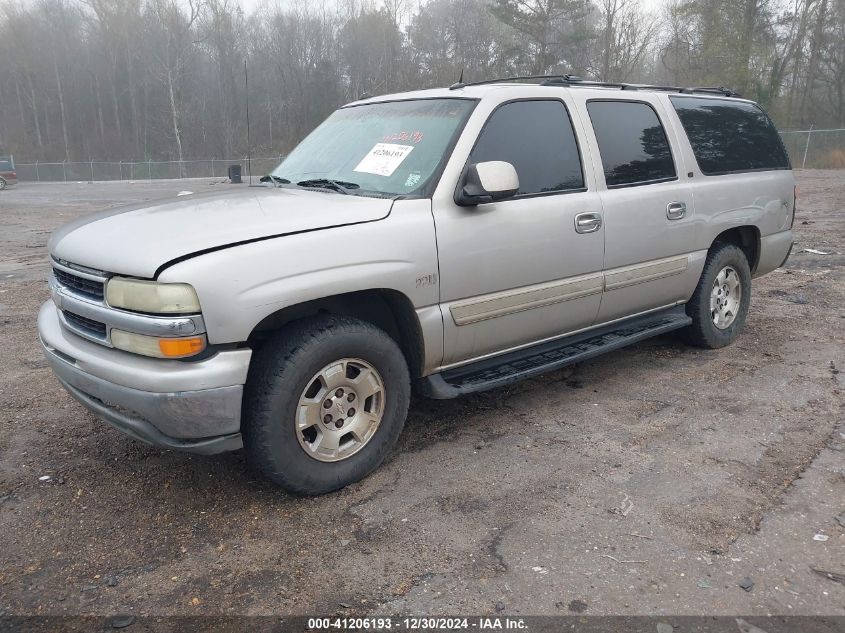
[682,242,752,348]
[242,315,410,495]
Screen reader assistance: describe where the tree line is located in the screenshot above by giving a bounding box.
[0,0,842,163]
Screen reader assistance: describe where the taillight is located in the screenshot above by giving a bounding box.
[10,172,16,178]
[791,185,798,228]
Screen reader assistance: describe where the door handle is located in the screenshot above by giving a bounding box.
[667,201,687,220]
[575,212,602,234]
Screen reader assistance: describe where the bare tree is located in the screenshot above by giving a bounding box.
[145,0,203,165]
[1,0,843,163]
[594,0,658,81]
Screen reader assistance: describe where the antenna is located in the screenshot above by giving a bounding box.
[244,59,252,185]
[449,68,466,90]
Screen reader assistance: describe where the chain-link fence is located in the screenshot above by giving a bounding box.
[779,128,845,169]
[11,129,845,182]
[13,157,284,183]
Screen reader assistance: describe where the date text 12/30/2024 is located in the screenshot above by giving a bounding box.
[307,617,529,630]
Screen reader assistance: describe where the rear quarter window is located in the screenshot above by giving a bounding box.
[670,97,790,175]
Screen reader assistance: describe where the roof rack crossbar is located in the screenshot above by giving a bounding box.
[448,75,740,98]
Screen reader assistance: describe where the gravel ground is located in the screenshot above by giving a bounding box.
[0,173,843,617]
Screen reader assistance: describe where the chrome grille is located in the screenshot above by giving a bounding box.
[63,310,107,338]
[53,267,105,300]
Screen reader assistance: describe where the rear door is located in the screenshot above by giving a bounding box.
[575,96,699,323]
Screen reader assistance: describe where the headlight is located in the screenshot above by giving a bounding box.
[106,278,201,314]
[111,329,207,359]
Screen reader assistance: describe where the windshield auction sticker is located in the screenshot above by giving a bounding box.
[354,143,414,177]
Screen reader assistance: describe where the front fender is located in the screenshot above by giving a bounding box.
[158,199,440,345]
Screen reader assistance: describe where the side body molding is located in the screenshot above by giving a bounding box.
[448,254,690,326]
[450,272,604,326]
[603,254,688,291]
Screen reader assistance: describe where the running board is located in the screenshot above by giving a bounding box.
[419,306,692,399]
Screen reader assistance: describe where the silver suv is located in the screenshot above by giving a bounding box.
[39,77,796,494]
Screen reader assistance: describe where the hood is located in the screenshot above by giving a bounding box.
[49,187,394,278]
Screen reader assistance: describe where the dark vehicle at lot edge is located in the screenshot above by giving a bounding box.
[0,156,17,189]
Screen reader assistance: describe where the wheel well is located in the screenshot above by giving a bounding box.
[712,226,760,272]
[248,289,425,378]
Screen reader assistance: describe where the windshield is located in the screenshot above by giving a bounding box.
[271,98,476,197]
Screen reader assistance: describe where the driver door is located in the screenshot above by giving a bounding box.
[432,98,605,367]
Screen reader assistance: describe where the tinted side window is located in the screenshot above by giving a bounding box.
[670,97,790,174]
[587,101,676,187]
[468,100,584,195]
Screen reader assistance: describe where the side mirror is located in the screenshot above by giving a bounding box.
[455,161,519,206]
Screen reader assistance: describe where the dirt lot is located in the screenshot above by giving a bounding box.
[0,173,843,618]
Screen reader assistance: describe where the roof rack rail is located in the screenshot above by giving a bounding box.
[449,74,583,89]
[448,75,741,98]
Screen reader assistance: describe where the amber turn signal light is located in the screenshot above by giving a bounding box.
[111,329,207,359]
[158,336,206,358]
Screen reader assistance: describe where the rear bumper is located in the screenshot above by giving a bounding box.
[755,230,794,277]
[38,301,251,454]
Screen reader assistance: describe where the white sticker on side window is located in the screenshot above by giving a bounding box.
[353,143,414,177]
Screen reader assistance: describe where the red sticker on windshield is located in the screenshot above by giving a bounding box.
[383,130,424,144]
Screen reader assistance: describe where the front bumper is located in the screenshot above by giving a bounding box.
[38,301,251,454]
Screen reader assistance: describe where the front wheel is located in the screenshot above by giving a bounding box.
[683,243,752,348]
[242,315,411,495]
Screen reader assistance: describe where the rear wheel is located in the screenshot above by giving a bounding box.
[0,177,7,190]
[242,315,410,495]
[683,243,752,348]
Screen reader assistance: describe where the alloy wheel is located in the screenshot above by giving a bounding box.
[710,265,742,329]
[295,358,386,462]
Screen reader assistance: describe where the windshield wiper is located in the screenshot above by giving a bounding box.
[296,178,360,194]
[259,174,291,187]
